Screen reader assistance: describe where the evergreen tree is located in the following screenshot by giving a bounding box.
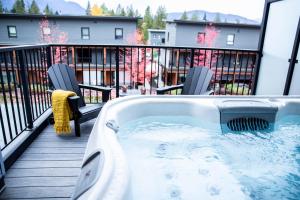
[191,12,198,21]
[126,5,134,17]
[203,12,207,21]
[29,0,40,14]
[116,4,122,15]
[180,11,188,20]
[100,3,108,15]
[0,0,3,14]
[153,6,166,29]
[11,0,26,14]
[142,6,153,41]
[43,4,53,15]
[214,12,221,22]
[120,8,126,16]
[86,1,91,15]
[134,9,140,17]
[108,9,115,16]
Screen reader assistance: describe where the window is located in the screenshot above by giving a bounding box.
[197,32,205,44]
[157,35,161,39]
[77,48,91,63]
[161,38,165,44]
[42,27,51,35]
[227,34,235,45]
[115,28,123,40]
[7,26,17,38]
[167,32,170,42]
[81,27,90,40]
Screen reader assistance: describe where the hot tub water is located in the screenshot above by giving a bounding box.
[117,116,300,200]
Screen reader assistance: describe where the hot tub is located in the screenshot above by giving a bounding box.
[72,96,300,200]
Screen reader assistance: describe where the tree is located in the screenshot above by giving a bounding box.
[191,12,198,21]
[108,9,115,16]
[86,1,91,15]
[153,6,166,29]
[44,4,53,15]
[100,3,109,15]
[0,0,3,14]
[91,4,102,16]
[11,0,25,14]
[29,0,40,14]
[214,12,221,22]
[126,5,134,17]
[142,6,153,41]
[120,8,126,16]
[203,12,207,21]
[116,4,122,15]
[180,11,188,20]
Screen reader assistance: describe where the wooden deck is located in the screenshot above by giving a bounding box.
[0,119,95,200]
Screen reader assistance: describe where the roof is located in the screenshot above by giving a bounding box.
[148,29,166,33]
[166,20,261,28]
[0,13,141,22]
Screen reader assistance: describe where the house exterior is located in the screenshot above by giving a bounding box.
[0,14,140,45]
[148,29,166,46]
[0,14,141,86]
[165,20,261,49]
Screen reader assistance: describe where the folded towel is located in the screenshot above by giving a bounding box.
[52,90,76,134]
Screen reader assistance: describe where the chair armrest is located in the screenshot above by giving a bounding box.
[156,84,184,95]
[78,84,112,92]
[78,84,111,103]
[46,89,53,94]
[67,96,81,118]
[202,90,214,95]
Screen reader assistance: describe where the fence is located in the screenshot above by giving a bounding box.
[0,44,259,150]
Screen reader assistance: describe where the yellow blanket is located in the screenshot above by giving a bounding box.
[52,90,76,134]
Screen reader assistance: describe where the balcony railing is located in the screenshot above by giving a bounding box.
[0,44,259,150]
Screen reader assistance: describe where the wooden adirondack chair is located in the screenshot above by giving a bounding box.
[48,63,112,137]
[157,67,214,95]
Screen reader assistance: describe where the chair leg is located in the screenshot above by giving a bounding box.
[74,118,80,137]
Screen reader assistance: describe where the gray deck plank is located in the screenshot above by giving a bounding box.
[18,153,84,161]
[0,186,74,199]
[11,160,82,169]
[5,177,78,187]
[0,120,95,199]
[24,147,86,154]
[6,168,81,177]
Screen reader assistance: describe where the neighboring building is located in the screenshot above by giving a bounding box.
[0,14,140,45]
[164,20,261,85]
[0,14,141,86]
[148,29,166,46]
[165,20,261,49]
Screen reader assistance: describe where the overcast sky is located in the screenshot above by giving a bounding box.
[67,0,265,20]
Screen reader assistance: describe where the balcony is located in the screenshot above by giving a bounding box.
[0,44,260,198]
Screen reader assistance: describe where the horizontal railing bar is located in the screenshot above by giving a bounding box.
[49,44,259,53]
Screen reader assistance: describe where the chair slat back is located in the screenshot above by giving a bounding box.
[48,64,85,107]
[181,67,213,95]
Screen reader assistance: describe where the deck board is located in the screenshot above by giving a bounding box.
[0,119,95,199]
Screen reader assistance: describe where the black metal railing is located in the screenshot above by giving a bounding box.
[0,44,259,150]
[0,45,51,150]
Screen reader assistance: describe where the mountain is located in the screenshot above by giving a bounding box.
[167,10,260,24]
[2,0,85,15]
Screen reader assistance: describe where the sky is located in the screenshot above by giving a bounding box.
[67,0,265,20]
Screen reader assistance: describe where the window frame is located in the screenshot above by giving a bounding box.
[197,32,206,44]
[115,28,123,40]
[7,26,17,38]
[227,34,235,45]
[81,27,90,40]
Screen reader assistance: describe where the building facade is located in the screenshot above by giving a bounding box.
[165,20,261,49]
[148,29,166,46]
[0,14,140,45]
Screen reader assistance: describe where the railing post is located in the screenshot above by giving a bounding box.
[46,46,53,89]
[190,48,195,68]
[115,47,120,98]
[16,50,33,129]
